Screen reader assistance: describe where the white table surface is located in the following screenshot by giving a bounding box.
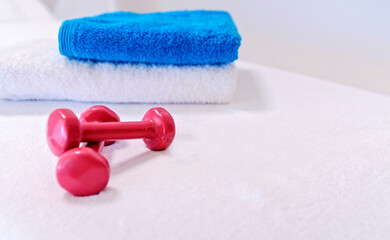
[0,59,389,239]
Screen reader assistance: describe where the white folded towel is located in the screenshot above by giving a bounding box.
[0,40,237,103]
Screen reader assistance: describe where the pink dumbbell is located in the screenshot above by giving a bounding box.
[47,107,175,156]
[56,105,119,196]
[79,105,120,146]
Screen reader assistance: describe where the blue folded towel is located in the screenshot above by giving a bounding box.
[58,10,241,65]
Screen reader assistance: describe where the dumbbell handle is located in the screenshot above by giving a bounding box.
[80,121,156,142]
[81,141,104,153]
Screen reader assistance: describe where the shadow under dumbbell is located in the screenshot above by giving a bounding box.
[62,187,118,203]
[101,140,129,163]
[110,150,162,176]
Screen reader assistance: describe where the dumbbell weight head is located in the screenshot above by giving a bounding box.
[142,107,175,151]
[47,108,81,156]
[56,145,109,196]
[56,105,119,196]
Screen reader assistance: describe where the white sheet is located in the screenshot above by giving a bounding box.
[0,60,389,239]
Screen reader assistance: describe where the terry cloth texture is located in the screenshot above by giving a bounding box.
[2,61,390,239]
[0,40,237,103]
[59,10,241,65]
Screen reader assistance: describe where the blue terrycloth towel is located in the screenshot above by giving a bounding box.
[58,10,241,65]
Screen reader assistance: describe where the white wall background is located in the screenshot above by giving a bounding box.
[41,0,390,95]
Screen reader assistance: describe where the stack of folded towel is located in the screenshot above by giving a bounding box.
[0,10,241,103]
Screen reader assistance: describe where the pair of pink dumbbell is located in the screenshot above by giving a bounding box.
[47,105,175,196]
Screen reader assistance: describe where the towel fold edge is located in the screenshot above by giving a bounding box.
[58,20,75,57]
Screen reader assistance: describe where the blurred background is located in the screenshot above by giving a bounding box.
[2,0,390,95]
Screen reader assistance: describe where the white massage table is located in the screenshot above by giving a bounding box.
[0,1,389,239]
